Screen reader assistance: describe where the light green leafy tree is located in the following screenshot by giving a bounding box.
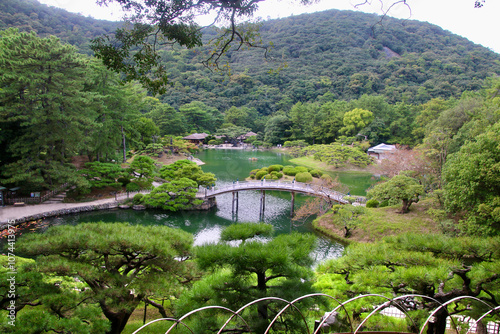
[340,108,374,136]
[442,122,500,236]
[367,174,424,213]
[331,204,366,238]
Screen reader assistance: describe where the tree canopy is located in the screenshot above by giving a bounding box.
[367,174,424,213]
[315,233,500,334]
[177,223,318,332]
[15,222,194,334]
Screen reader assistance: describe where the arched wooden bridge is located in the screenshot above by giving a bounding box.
[199,180,349,217]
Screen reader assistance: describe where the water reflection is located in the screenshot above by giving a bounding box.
[37,149,361,264]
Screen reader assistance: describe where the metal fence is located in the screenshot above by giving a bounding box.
[133,294,500,334]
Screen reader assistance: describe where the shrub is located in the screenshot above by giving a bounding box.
[133,193,144,205]
[260,167,269,172]
[320,174,333,181]
[126,182,141,193]
[379,200,389,207]
[268,164,283,172]
[208,139,222,145]
[249,169,260,176]
[366,199,379,208]
[255,170,267,180]
[295,172,313,183]
[344,196,356,204]
[284,140,308,147]
[252,140,263,147]
[309,169,323,178]
[283,166,297,176]
[270,171,283,179]
[295,166,309,173]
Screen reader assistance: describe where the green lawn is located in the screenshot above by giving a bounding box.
[313,198,441,243]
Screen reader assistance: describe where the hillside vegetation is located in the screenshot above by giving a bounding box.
[3,0,500,114]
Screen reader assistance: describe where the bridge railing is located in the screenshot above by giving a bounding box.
[200,180,349,203]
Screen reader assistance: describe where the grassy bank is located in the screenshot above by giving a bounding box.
[312,198,441,243]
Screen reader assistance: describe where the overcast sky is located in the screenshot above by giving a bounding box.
[38,0,500,53]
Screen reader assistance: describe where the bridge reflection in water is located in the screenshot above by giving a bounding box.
[199,180,350,219]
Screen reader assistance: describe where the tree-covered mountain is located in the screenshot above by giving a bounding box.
[0,0,121,54]
[161,10,500,113]
[2,0,499,115]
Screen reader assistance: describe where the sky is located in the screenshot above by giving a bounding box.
[38,0,500,54]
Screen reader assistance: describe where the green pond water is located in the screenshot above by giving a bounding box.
[42,149,377,263]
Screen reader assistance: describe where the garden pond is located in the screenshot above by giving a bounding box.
[40,149,378,263]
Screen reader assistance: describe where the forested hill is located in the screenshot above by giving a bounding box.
[0,0,121,54]
[167,10,500,113]
[2,0,500,113]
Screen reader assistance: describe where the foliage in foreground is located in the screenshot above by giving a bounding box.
[315,233,500,334]
[442,122,500,236]
[176,223,321,333]
[9,223,195,334]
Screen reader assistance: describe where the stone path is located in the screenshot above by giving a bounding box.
[0,194,132,225]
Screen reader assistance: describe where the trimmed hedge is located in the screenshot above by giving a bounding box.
[268,164,284,172]
[309,169,323,177]
[295,172,313,183]
[366,199,379,208]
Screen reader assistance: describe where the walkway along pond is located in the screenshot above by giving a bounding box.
[2,149,377,262]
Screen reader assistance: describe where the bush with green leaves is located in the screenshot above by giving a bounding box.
[132,193,144,204]
[252,140,263,147]
[117,177,131,186]
[283,140,308,147]
[271,171,283,179]
[282,166,298,176]
[126,182,141,193]
[309,169,323,177]
[267,164,283,172]
[295,172,313,183]
[295,166,309,173]
[255,170,267,180]
[365,199,379,208]
[343,196,357,204]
